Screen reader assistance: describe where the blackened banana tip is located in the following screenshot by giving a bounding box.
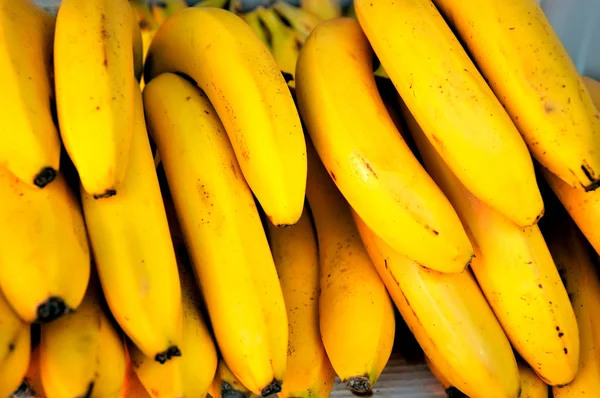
[36,296,69,323]
[34,167,57,188]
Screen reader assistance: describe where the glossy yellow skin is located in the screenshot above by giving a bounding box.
[0,170,90,323]
[425,356,456,393]
[81,88,182,361]
[143,73,287,395]
[0,0,60,189]
[545,213,600,397]
[355,214,520,398]
[55,0,136,197]
[145,7,306,227]
[401,104,579,385]
[272,1,321,41]
[0,321,30,397]
[433,0,600,191]
[40,275,126,398]
[300,0,340,20]
[128,262,218,398]
[355,0,543,228]
[305,141,395,394]
[518,362,548,398]
[296,18,472,273]
[267,207,336,398]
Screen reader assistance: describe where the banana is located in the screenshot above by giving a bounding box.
[542,204,600,397]
[0,0,60,189]
[0,168,90,323]
[209,359,255,398]
[241,9,269,47]
[119,350,150,398]
[266,206,336,398]
[543,77,600,255]
[151,0,187,25]
[128,260,218,398]
[354,0,544,228]
[18,345,46,398]
[142,73,287,396]
[0,290,30,398]
[272,1,321,41]
[54,0,137,198]
[354,213,521,398]
[518,362,548,398]
[194,0,230,7]
[305,140,395,395]
[401,103,579,385]
[131,5,143,82]
[130,0,159,63]
[81,87,183,364]
[144,7,306,227]
[432,0,600,192]
[295,18,473,273]
[425,356,466,397]
[39,272,126,398]
[300,0,340,20]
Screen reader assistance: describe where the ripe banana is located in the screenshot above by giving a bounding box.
[401,103,579,385]
[0,0,60,189]
[0,290,30,398]
[39,273,126,398]
[425,356,466,397]
[354,0,544,228]
[144,7,306,227]
[266,206,336,398]
[543,205,600,397]
[241,9,269,47]
[433,0,600,192]
[143,73,287,396]
[130,0,159,63]
[354,213,521,398]
[194,0,230,8]
[300,0,340,20]
[119,350,150,398]
[295,18,473,273]
[272,1,321,41]
[543,76,600,255]
[151,0,187,25]
[209,359,255,398]
[81,88,183,364]
[54,0,137,198]
[128,260,218,398]
[517,362,548,398]
[0,169,90,323]
[305,140,395,395]
[20,345,46,398]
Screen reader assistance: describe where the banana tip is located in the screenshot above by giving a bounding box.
[261,379,282,397]
[221,381,248,398]
[92,189,117,200]
[154,345,182,364]
[34,167,57,188]
[446,387,468,397]
[36,296,70,323]
[345,375,372,396]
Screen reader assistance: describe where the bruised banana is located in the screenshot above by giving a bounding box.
[0,291,30,398]
[128,261,218,398]
[401,104,579,385]
[354,214,520,398]
[0,0,60,189]
[266,207,336,398]
[272,1,321,41]
[143,73,287,396]
[81,88,183,364]
[305,140,395,395]
[39,273,126,398]
[355,0,544,227]
[54,0,137,198]
[425,356,466,397]
[0,170,90,323]
[433,0,600,192]
[295,18,473,273]
[300,0,341,20]
[145,7,306,227]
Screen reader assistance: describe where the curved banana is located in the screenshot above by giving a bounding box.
[20,345,46,398]
[300,0,340,20]
[0,169,90,323]
[209,359,255,398]
[151,0,187,25]
[119,351,150,398]
[144,7,306,227]
[142,73,287,396]
[305,140,395,395]
[518,362,548,398]
[54,0,137,198]
[0,0,60,189]
[0,290,30,398]
[425,356,466,397]
[266,206,336,398]
[272,1,321,41]
[81,88,182,364]
[401,103,579,385]
[131,4,143,82]
[130,0,159,63]
[543,207,600,397]
[128,261,218,398]
[295,18,473,273]
[432,0,600,192]
[354,0,543,227]
[241,9,269,47]
[39,273,126,398]
[354,213,521,398]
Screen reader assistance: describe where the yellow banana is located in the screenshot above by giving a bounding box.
[295,18,473,273]
[81,88,183,364]
[354,213,521,398]
[19,345,46,398]
[119,350,150,398]
[0,290,30,398]
[300,0,340,20]
[0,0,60,189]
[305,140,395,395]
[54,0,137,198]
[272,1,321,41]
[130,0,159,63]
[142,73,287,395]
[131,5,143,82]
[543,205,600,397]
[543,77,600,255]
[354,0,544,228]
[401,103,579,385]
[266,206,336,398]
[432,0,600,192]
[39,272,126,398]
[145,7,306,227]
[425,356,466,397]
[151,0,187,25]
[518,362,548,398]
[0,169,90,323]
[128,260,218,398]
[194,0,229,8]
[209,359,255,398]
[241,9,269,47]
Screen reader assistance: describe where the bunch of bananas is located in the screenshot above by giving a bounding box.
[2,0,600,397]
